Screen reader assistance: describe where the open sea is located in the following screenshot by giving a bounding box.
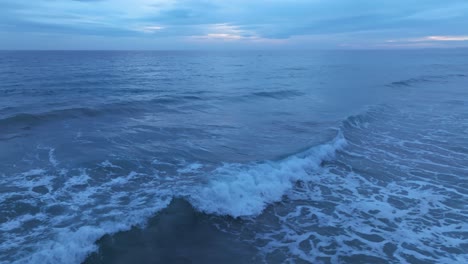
[0,50,467,264]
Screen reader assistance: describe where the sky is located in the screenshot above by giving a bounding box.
[1,0,468,50]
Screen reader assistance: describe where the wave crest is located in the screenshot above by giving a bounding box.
[188,132,347,217]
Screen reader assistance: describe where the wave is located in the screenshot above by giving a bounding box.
[248,90,305,99]
[386,73,466,88]
[13,198,173,264]
[11,102,465,264]
[0,107,133,130]
[1,108,103,125]
[1,85,165,97]
[4,104,402,264]
[6,105,416,264]
[6,130,347,264]
[0,95,202,129]
[187,131,347,217]
[0,89,301,129]
[16,102,464,263]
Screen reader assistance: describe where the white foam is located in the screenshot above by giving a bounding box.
[105,171,139,185]
[99,160,122,169]
[13,197,172,264]
[12,169,54,191]
[21,169,46,177]
[63,169,91,188]
[177,162,203,174]
[189,133,347,217]
[151,159,173,166]
[253,165,468,263]
[0,162,175,264]
[48,148,59,167]
[0,213,47,232]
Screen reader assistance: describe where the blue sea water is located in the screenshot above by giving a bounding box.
[0,50,467,263]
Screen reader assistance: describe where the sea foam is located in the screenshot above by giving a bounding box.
[189,132,347,217]
[5,132,346,263]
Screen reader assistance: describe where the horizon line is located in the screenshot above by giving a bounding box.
[1,47,468,52]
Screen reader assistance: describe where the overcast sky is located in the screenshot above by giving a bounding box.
[1,0,468,50]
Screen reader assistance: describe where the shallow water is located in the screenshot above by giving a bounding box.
[0,50,467,263]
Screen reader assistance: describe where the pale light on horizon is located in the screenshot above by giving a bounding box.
[425,35,468,41]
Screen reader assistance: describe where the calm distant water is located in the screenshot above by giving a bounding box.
[0,50,467,264]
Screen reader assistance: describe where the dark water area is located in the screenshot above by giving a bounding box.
[0,50,467,263]
[85,199,260,264]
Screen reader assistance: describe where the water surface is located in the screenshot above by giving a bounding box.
[0,50,467,263]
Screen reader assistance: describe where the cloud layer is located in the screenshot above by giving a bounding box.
[1,0,468,49]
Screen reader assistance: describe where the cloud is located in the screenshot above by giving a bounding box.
[1,0,468,49]
[387,35,468,44]
[138,25,165,33]
[423,35,468,41]
[192,24,252,40]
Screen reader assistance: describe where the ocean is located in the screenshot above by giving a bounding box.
[0,50,467,263]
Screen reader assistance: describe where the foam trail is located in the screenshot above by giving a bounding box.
[5,134,345,264]
[189,132,347,217]
[13,198,172,264]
